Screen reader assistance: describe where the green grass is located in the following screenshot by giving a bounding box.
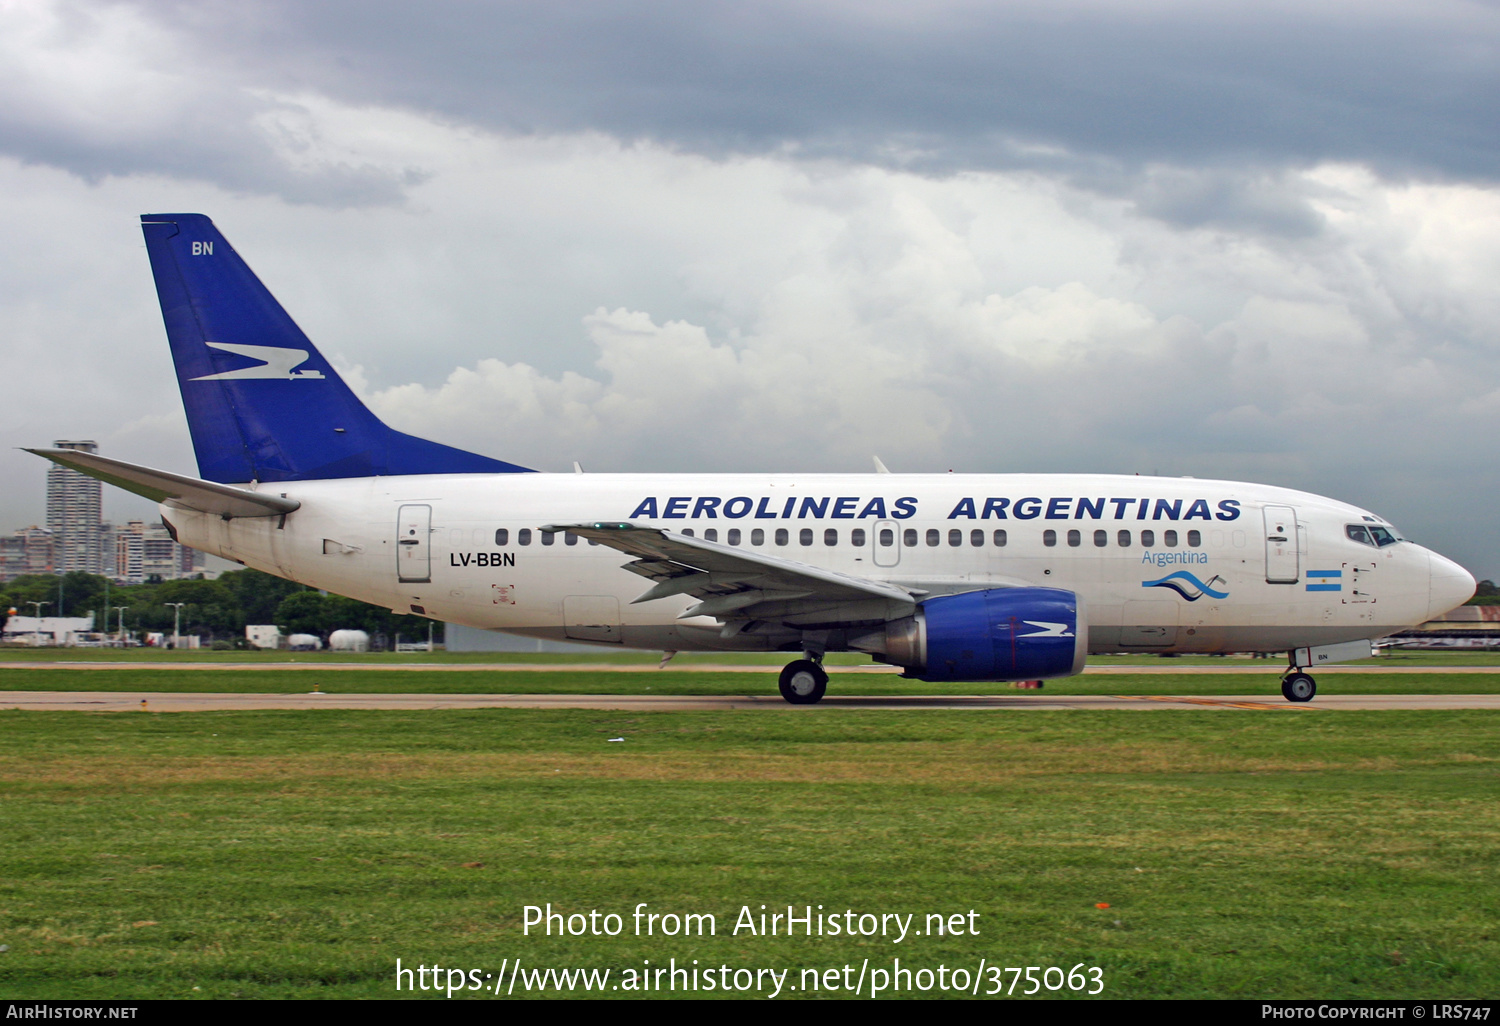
[4,647,1500,667]
[1,709,1497,999]
[2,666,1499,696]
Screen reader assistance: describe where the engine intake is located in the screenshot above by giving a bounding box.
[879,587,1087,682]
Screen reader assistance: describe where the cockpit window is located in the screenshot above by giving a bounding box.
[1349,522,1401,547]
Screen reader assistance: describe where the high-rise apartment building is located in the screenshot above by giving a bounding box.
[0,527,54,582]
[45,440,103,574]
[112,521,203,584]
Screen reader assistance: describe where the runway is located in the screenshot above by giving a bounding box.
[2,660,1498,674]
[4,691,1499,712]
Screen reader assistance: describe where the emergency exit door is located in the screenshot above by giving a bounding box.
[397,504,432,583]
[1263,504,1300,584]
[873,520,900,567]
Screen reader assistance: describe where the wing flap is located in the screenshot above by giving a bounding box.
[26,448,300,519]
[542,522,917,623]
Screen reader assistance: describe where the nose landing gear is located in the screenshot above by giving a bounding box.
[1281,671,1317,703]
[778,659,828,704]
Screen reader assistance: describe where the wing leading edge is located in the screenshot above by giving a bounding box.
[26,448,300,519]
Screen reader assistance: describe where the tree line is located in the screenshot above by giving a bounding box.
[0,570,439,645]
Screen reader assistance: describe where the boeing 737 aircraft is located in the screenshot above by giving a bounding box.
[30,214,1476,703]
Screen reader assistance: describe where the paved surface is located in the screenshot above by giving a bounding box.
[5,691,1500,712]
[2,661,1498,675]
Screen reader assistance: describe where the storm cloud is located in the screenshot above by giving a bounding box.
[1,1,1497,576]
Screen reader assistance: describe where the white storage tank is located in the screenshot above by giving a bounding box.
[328,629,370,652]
[287,633,323,651]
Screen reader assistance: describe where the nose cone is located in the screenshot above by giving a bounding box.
[1428,550,1477,620]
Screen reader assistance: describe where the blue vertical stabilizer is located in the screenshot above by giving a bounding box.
[140,213,533,483]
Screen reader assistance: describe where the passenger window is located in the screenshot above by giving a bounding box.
[588,538,599,546]
[518,528,532,546]
[1118,530,1131,547]
[751,529,765,546]
[824,528,838,546]
[727,528,741,546]
[799,528,814,546]
[926,529,940,547]
[1187,530,1201,547]
[704,528,717,542]
[541,530,555,546]
[1067,529,1081,547]
[1369,526,1397,547]
[851,528,866,547]
[879,528,894,547]
[904,528,918,547]
[1094,530,1107,547]
[564,532,579,546]
[495,528,509,546]
[970,529,984,547]
[1164,530,1178,547]
[1346,524,1374,546]
[1043,529,1057,547]
[948,529,962,547]
[1140,529,1154,547]
[775,528,789,546]
[681,528,694,538]
[993,529,1007,547]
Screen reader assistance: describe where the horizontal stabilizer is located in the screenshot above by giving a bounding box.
[26,448,299,519]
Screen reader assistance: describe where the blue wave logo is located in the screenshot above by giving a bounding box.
[1142,571,1229,601]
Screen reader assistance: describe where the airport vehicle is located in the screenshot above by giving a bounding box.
[29,214,1476,703]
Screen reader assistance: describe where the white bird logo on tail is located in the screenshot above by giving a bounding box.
[190,342,325,381]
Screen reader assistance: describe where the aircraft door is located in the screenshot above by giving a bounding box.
[397,504,432,583]
[873,520,900,567]
[1263,504,1300,584]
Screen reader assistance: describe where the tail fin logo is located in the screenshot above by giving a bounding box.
[189,343,326,381]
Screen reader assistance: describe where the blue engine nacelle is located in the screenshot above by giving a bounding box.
[879,587,1087,682]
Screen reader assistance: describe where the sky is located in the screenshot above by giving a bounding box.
[2,0,1498,578]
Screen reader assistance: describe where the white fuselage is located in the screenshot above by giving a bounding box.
[164,471,1473,657]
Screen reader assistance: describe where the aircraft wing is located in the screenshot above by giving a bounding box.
[542,522,918,623]
[26,448,300,519]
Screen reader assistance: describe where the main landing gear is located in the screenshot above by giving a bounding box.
[1281,671,1317,703]
[778,659,828,705]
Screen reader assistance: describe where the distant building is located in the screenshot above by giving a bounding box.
[46,440,104,574]
[246,625,282,649]
[112,521,204,584]
[0,526,55,582]
[2,614,96,647]
[1385,604,1500,649]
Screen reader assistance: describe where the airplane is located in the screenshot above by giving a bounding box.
[29,214,1476,704]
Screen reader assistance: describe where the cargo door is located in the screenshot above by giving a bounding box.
[396,504,432,583]
[1263,505,1300,584]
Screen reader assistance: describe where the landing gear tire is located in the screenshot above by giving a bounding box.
[779,660,828,705]
[1281,672,1317,703]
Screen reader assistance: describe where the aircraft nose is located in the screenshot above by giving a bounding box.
[1428,550,1477,621]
